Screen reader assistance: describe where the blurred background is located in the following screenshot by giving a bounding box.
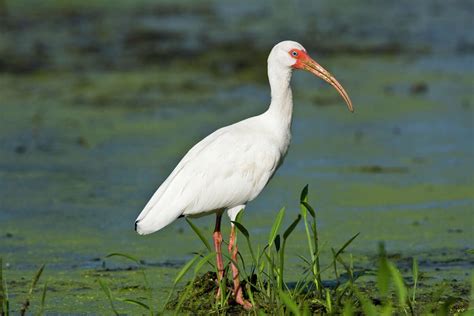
[0,0,473,312]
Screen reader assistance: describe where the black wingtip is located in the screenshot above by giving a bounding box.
[134,220,139,232]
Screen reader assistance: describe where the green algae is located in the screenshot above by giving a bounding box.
[1,53,472,312]
[0,0,473,313]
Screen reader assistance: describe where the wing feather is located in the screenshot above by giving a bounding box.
[135,119,281,234]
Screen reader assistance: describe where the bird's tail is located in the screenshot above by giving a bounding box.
[134,192,184,236]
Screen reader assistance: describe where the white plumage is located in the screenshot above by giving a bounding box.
[134,40,353,309]
[135,115,287,233]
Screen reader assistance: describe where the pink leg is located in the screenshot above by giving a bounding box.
[213,212,224,297]
[228,224,252,309]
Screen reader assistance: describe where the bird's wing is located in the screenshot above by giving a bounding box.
[135,120,282,234]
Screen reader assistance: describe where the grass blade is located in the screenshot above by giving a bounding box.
[235,209,245,223]
[469,273,474,311]
[279,290,301,316]
[106,252,153,315]
[279,215,302,289]
[98,279,119,315]
[300,201,315,218]
[343,300,354,316]
[380,304,393,316]
[388,261,407,307]
[377,243,390,299]
[162,255,201,313]
[232,221,249,239]
[29,264,45,297]
[119,298,151,311]
[283,215,301,240]
[174,255,200,285]
[300,184,309,203]
[21,264,45,316]
[106,252,140,265]
[232,221,257,263]
[412,257,418,304]
[325,289,333,313]
[354,288,377,316]
[193,253,215,275]
[333,233,360,258]
[37,282,47,316]
[274,234,281,252]
[186,218,212,253]
[331,248,339,283]
[268,207,285,248]
[297,254,311,266]
[0,258,6,316]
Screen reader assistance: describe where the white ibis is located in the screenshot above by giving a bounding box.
[135,40,353,309]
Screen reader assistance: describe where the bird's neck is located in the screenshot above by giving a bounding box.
[266,64,294,130]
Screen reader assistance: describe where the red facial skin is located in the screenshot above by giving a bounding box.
[289,49,309,69]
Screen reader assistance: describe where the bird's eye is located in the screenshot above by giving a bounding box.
[291,51,298,57]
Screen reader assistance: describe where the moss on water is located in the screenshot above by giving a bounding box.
[1,53,472,311]
[1,1,473,311]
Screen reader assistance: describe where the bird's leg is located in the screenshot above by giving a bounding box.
[213,212,225,297]
[228,224,253,310]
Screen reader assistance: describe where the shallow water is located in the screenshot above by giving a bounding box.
[1,0,473,313]
[1,53,472,313]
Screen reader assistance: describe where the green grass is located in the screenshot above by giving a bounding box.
[1,186,472,314]
[0,258,47,316]
[98,186,473,315]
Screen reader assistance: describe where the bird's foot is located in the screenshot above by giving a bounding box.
[234,286,252,310]
[235,295,253,310]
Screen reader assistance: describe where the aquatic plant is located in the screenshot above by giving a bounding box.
[0,258,7,316]
[99,186,473,315]
[0,258,47,316]
[98,253,155,315]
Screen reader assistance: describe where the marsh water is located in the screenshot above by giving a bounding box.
[0,0,473,313]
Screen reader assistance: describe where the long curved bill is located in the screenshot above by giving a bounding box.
[301,57,354,112]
